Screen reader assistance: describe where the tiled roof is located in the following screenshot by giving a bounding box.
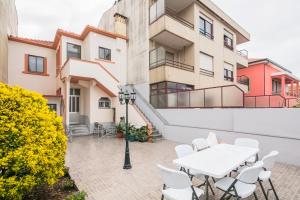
[8,25,128,49]
[248,58,292,74]
[8,36,54,48]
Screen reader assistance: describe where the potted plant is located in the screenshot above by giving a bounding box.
[128,124,137,142]
[135,126,148,142]
[116,123,124,138]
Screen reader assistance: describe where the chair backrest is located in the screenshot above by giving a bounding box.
[192,138,208,151]
[234,138,259,149]
[237,161,263,184]
[175,144,194,158]
[262,151,279,170]
[157,164,191,189]
[207,132,218,147]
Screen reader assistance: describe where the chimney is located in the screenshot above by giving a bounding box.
[113,13,128,37]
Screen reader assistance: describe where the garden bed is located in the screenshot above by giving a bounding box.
[23,168,86,200]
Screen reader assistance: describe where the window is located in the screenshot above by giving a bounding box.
[69,88,80,113]
[272,80,281,94]
[224,63,234,82]
[224,30,234,50]
[150,82,194,108]
[67,43,81,59]
[48,104,57,112]
[99,97,111,109]
[200,52,214,76]
[99,47,111,61]
[28,55,45,73]
[199,16,213,39]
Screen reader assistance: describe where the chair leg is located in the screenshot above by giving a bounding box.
[207,180,215,195]
[253,192,258,200]
[161,184,165,200]
[259,180,268,200]
[269,179,279,200]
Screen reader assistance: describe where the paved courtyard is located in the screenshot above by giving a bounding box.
[66,136,300,200]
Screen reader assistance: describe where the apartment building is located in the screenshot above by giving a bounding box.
[237,58,300,108]
[99,0,250,108]
[0,0,18,83]
[7,23,148,133]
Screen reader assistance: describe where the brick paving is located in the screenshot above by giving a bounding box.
[66,136,300,200]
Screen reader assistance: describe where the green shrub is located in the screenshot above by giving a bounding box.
[0,83,67,200]
[67,191,87,200]
[62,178,76,190]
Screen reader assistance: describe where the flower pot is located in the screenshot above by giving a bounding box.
[116,132,124,138]
[128,135,136,142]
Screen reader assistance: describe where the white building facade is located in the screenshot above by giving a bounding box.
[7,23,148,133]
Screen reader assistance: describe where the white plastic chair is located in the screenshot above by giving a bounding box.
[215,161,263,200]
[192,138,208,152]
[258,151,279,200]
[158,164,203,200]
[234,138,259,164]
[207,132,219,147]
[174,144,215,195]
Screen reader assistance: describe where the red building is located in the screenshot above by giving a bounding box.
[237,58,300,108]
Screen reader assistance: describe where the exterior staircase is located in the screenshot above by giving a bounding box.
[69,124,90,136]
[122,85,168,142]
[133,104,163,142]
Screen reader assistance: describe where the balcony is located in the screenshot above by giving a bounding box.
[236,49,248,68]
[149,47,195,84]
[60,58,119,96]
[149,0,195,50]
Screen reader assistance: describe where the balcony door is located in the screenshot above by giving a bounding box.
[69,88,80,124]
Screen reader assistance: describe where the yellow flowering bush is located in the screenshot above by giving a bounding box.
[0,83,67,200]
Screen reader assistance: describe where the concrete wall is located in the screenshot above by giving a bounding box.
[99,0,150,99]
[0,0,18,83]
[158,108,300,166]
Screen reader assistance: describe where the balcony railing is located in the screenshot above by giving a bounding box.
[149,47,194,72]
[150,85,244,108]
[149,0,194,29]
[237,49,248,58]
[244,95,299,108]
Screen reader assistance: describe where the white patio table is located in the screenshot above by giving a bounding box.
[173,144,259,200]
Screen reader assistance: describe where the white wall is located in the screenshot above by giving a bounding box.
[8,41,57,95]
[158,108,300,166]
[46,96,62,116]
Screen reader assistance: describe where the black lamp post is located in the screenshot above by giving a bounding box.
[118,88,136,169]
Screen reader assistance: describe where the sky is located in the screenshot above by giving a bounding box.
[16,0,300,77]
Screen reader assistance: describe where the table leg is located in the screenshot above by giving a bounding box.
[205,175,209,200]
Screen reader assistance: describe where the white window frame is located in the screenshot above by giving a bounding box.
[98,97,111,109]
[69,88,80,113]
[200,52,214,74]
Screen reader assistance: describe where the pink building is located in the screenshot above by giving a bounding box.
[237,58,300,108]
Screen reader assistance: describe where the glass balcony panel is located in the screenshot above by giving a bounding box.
[190,90,204,107]
[223,86,243,107]
[205,88,221,107]
[177,91,190,107]
[167,93,177,107]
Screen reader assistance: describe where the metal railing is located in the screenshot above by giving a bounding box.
[237,49,248,58]
[150,59,194,72]
[199,29,214,39]
[149,0,194,29]
[150,85,244,109]
[165,8,194,29]
[244,95,299,108]
[149,47,194,72]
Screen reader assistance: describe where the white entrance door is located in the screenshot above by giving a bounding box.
[69,88,80,124]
